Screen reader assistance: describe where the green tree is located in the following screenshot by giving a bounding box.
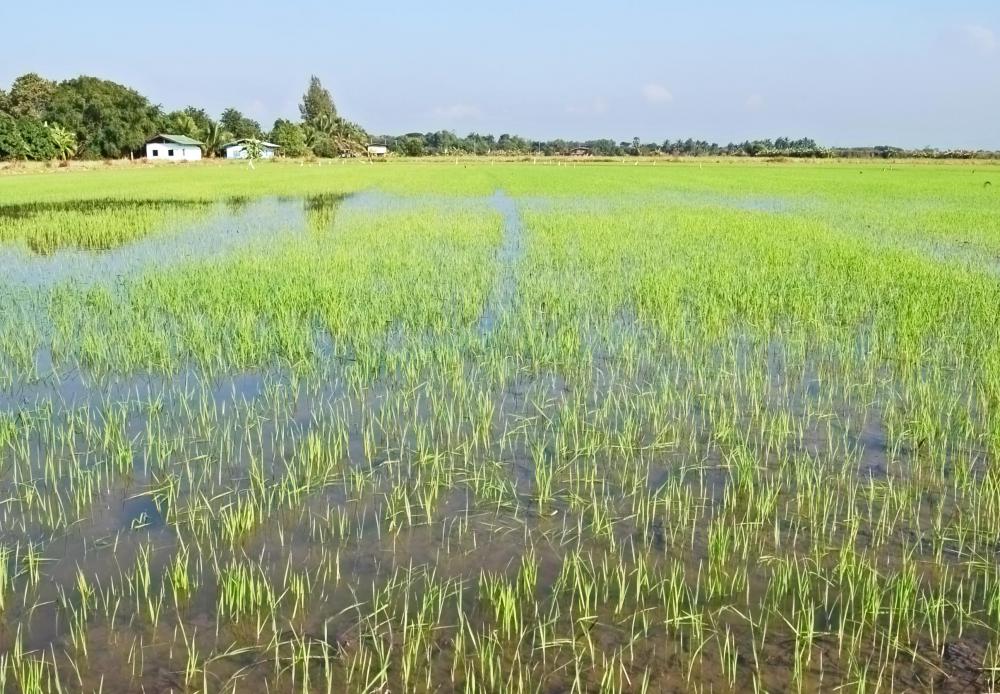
[299,75,337,126]
[220,108,262,140]
[305,113,367,158]
[46,122,77,160]
[8,73,56,119]
[200,119,231,157]
[45,76,161,158]
[0,113,24,158]
[14,117,58,159]
[0,114,59,160]
[162,111,201,139]
[397,135,425,157]
[182,107,213,134]
[269,119,307,157]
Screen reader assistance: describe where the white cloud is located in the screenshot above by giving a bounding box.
[566,97,609,116]
[641,83,673,104]
[745,94,765,111]
[432,104,482,120]
[960,24,996,56]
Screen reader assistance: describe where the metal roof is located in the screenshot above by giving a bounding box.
[222,139,281,149]
[147,134,204,146]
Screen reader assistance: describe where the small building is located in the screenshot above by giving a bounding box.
[367,144,389,157]
[568,147,592,157]
[146,134,203,161]
[223,139,280,159]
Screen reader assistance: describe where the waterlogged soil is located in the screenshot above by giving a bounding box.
[0,195,344,288]
[0,198,212,219]
[0,188,996,692]
[478,191,524,334]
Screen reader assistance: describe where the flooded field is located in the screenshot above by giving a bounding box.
[1,160,999,692]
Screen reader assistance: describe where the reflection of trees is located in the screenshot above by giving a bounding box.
[225,196,252,215]
[304,194,345,234]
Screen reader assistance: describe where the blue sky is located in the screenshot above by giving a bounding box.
[1,1,998,148]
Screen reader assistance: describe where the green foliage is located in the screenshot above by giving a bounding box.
[373,132,840,158]
[299,75,336,125]
[241,138,263,167]
[45,122,77,161]
[6,73,56,120]
[44,76,161,158]
[0,114,22,158]
[161,111,201,140]
[0,200,209,253]
[397,135,426,157]
[220,108,262,141]
[200,119,232,158]
[0,113,59,160]
[304,114,367,158]
[308,133,338,158]
[16,118,58,160]
[297,77,366,157]
[269,119,307,157]
[2,162,1000,691]
[181,107,213,134]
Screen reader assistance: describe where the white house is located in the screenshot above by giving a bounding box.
[223,139,280,159]
[146,134,203,161]
[367,144,389,157]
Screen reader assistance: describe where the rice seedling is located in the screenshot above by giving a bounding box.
[0,159,998,690]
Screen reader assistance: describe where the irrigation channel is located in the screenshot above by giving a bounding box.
[478,191,524,335]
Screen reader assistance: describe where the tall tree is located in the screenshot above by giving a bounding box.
[299,76,337,126]
[20,118,58,159]
[200,119,231,157]
[0,114,24,158]
[44,76,161,158]
[220,108,262,140]
[182,107,213,134]
[162,111,201,139]
[269,119,307,157]
[7,73,56,119]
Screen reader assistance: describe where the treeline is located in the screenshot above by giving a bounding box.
[379,133,833,158]
[829,145,1000,160]
[1,71,996,161]
[0,73,367,161]
[377,133,1000,159]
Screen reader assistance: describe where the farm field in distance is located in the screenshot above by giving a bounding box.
[1,158,1000,692]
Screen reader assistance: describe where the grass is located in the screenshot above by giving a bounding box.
[0,159,998,691]
[0,200,213,254]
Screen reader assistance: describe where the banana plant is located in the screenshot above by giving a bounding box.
[45,122,77,161]
[242,138,263,168]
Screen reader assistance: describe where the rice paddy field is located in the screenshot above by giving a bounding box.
[1,158,999,692]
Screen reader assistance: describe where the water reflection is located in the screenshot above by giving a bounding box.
[304,194,346,234]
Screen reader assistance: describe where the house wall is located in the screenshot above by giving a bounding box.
[146,143,202,161]
[225,145,277,159]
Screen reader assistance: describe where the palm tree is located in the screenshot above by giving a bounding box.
[45,122,77,161]
[302,113,368,158]
[200,119,231,158]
